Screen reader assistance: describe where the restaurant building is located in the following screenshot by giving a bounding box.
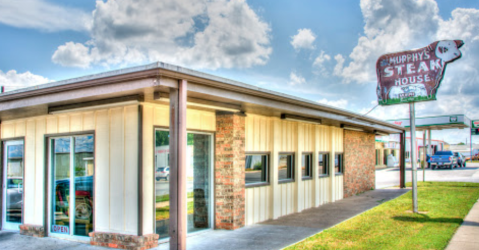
[0,62,405,249]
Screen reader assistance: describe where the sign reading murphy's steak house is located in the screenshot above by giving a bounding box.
[376,40,464,106]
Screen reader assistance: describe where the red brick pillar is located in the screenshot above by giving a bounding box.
[343,130,375,198]
[215,112,245,230]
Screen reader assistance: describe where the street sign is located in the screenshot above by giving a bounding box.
[471,129,479,135]
[376,40,464,106]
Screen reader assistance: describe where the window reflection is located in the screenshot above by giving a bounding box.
[5,143,24,224]
[154,131,212,239]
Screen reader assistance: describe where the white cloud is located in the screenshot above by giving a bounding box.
[289,72,306,86]
[52,42,93,68]
[51,0,272,70]
[0,70,51,92]
[0,0,91,32]
[322,0,479,134]
[333,54,345,77]
[318,98,349,109]
[291,28,316,50]
[312,51,331,75]
[333,0,441,83]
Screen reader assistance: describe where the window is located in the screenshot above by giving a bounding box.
[278,153,294,182]
[335,153,343,174]
[302,153,312,179]
[318,153,329,177]
[245,154,269,186]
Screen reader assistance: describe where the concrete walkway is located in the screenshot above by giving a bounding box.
[0,188,408,250]
[446,198,479,250]
[157,188,409,250]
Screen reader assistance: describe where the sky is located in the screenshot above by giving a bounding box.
[0,0,478,144]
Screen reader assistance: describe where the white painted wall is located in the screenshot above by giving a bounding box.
[1,105,139,235]
[244,114,344,226]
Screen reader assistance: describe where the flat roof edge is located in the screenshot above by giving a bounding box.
[0,61,405,131]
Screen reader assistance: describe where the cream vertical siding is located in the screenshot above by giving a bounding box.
[141,103,216,234]
[1,105,139,235]
[244,114,344,225]
[335,175,344,200]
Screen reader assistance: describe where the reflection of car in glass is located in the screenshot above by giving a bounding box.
[156,167,170,181]
[55,176,93,220]
[6,177,23,222]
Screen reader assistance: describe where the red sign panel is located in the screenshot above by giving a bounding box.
[376,40,463,105]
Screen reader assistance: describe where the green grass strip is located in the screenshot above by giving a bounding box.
[286,182,479,250]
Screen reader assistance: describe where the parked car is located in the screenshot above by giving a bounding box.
[430,151,459,170]
[54,175,93,220]
[453,152,466,168]
[156,167,170,181]
[6,177,23,222]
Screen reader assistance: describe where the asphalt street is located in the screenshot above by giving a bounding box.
[376,163,479,189]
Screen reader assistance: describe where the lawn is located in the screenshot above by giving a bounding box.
[287,182,479,250]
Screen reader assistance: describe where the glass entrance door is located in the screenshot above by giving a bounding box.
[154,130,213,239]
[50,135,94,238]
[2,140,24,231]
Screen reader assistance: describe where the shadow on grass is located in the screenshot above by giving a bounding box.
[392,214,477,226]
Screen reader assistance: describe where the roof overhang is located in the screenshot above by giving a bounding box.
[0,62,405,134]
[388,114,471,131]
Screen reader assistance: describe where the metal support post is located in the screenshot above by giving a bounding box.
[409,103,418,213]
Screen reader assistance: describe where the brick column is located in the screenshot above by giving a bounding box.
[343,130,375,198]
[215,112,245,230]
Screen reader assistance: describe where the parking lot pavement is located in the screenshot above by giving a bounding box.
[376,163,479,189]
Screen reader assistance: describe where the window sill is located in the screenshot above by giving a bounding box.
[302,176,313,181]
[335,173,343,176]
[319,175,329,178]
[246,182,270,188]
[278,179,295,184]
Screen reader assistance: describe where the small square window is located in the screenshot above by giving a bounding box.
[302,153,312,179]
[245,154,269,186]
[335,153,343,174]
[278,153,294,182]
[318,153,329,177]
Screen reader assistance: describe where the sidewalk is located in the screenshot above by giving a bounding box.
[0,188,409,250]
[446,198,479,250]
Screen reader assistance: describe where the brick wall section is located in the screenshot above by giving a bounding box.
[343,130,376,198]
[215,112,245,230]
[19,224,45,237]
[89,232,159,250]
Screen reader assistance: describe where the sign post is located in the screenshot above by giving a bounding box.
[409,103,418,213]
[471,120,479,162]
[376,40,464,214]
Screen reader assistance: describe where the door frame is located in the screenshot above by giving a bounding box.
[44,131,95,241]
[153,127,215,241]
[1,137,25,231]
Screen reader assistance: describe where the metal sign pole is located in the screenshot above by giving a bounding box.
[471,128,473,163]
[423,130,426,182]
[410,102,418,213]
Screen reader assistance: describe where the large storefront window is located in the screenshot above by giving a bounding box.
[50,135,94,238]
[155,130,213,239]
[2,140,24,231]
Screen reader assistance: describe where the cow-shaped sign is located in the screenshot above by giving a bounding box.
[376,40,464,105]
